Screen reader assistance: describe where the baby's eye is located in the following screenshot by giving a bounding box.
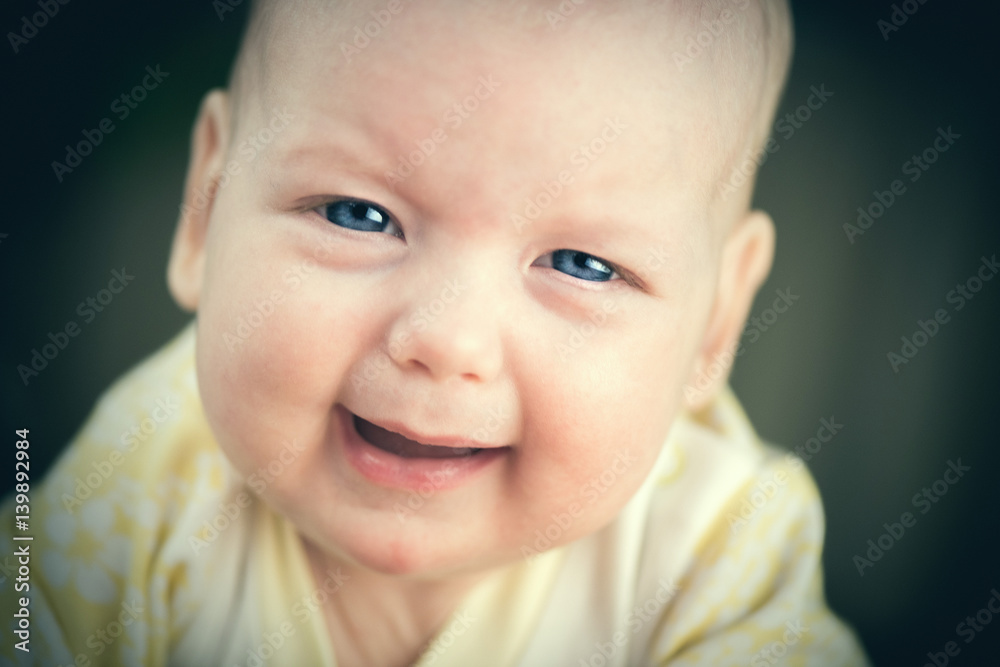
[320,199,403,239]
[535,249,619,283]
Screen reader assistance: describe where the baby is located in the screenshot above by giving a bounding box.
[2,0,870,665]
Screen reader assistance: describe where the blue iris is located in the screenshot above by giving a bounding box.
[324,200,393,233]
[551,249,615,282]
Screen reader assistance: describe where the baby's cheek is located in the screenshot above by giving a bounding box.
[195,311,312,461]
[511,428,664,549]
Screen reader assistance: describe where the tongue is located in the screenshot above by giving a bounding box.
[354,416,481,459]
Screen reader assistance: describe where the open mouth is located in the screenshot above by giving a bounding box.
[352,414,483,459]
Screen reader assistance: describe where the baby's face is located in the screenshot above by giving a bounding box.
[175,2,770,577]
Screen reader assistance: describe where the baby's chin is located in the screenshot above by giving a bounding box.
[297,510,519,580]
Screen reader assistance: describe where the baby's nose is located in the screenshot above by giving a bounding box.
[386,276,503,383]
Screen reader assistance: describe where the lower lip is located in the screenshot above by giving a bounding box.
[336,405,508,492]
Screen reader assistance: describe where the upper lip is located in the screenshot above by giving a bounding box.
[348,407,507,450]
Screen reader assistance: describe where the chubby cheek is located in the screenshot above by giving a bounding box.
[506,302,693,549]
[193,216,371,494]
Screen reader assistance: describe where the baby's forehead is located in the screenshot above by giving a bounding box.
[241,4,778,108]
[232,1,787,214]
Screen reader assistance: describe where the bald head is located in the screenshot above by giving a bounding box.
[223,0,793,227]
[676,1,793,163]
[222,0,792,236]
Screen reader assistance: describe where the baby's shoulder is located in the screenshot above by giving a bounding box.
[46,324,229,524]
[0,326,247,665]
[623,396,867,665]
[638,393,824,585]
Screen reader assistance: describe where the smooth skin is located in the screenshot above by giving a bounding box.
[167,2,782,664]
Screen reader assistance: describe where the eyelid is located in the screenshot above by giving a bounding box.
[293,194,389,217]
[319,196,390,215]
[615,266,645,290]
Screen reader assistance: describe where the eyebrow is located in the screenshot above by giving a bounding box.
[265,132,397,199]
[270,134,385,178]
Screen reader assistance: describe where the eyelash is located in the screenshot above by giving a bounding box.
[314,198,632,286]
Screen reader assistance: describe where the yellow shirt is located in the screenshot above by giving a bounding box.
[0,325,869,666]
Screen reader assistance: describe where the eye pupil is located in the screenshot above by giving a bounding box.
[349,202,382,224]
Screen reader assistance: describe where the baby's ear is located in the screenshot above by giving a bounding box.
[683,210,775,411]
[167,89,231,311]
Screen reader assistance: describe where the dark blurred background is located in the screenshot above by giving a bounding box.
[2,1,998,664]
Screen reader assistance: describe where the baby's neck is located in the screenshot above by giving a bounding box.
[302,538,491,667]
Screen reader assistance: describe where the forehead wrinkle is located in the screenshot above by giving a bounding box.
[233,0,790,248]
